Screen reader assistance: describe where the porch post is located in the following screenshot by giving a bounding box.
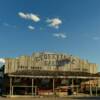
[72,78,74,95]
[89,79,92,96]
[10,77,12,96]
[96,79,98,96]
[76,78,78,95]
[12,86,13,95]
[32,78,34,96]
[53,78,55,94]
[76,86,78,95]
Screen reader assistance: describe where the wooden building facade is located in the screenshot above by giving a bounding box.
[3,52,99,97]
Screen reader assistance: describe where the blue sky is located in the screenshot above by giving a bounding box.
[0,0,100,71]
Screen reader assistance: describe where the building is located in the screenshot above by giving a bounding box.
[3,52,99,97]
[5,52,97,74]
[0,65,4,95]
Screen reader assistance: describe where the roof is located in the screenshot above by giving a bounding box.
[6,70,99,78]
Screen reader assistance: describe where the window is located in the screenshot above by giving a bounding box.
[44,54,48,59]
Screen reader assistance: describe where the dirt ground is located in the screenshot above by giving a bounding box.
[0,96,100,100]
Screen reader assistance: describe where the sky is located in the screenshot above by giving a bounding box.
[0,0,100,71]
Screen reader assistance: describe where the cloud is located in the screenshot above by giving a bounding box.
[18,12,40,22]
[46,18,62,29]
[28,25,35,30]
[0,58,5,63]
[3,23,9,26]
[93,37,100,40]
[40,27,43,30]
[3,22,16,28]
[53,33,67,39]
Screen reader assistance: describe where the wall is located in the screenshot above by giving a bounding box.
[4,52,97,74]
